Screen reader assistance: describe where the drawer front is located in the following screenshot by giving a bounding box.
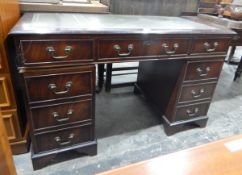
[0,46,2,71]
[2,110,20,141]
[19,39,94,65]
[174,102,210,121]
[24,68,94,103]
[0,76,10,107]
[191,38,229,54]
[179,82,217,103]
[184,60,223,81]
[0,16,2,35]
[34,124,93,153]
[98,38,189,59]
[31,99,93,130]
[0,74,17,109]
[0,42,7,73]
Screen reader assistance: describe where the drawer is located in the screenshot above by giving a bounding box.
[19,39,94,65]
[98,38,189,59]
[0,16,2,35]
[0,76,11,107]
[2,110,21,141]
[191,38,229,54]
[24,66,95,103]
[0,46,2,70]
[179,82,217,103]
[34,124,93,153]
[0,40,9,73]
[0,74,17,109]
[184,60,223,82]
[31,99,93,131]
[174,102,210,122]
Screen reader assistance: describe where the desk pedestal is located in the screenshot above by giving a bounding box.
[136,58,223,135]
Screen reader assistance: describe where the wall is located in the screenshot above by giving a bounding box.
[110,0,199,16]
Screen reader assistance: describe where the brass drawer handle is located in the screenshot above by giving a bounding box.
[162,43,179,55]
[54,133,75,146]
[196,67,211,77]
[186,107,199,117]
[48,81,72,95]
[46,46,73,60]
[113,44,134,57]
[52,109,74,122]
[204,42,218,52]
[191,88,205,98]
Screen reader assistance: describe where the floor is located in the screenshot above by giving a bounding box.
[14,48,242,175]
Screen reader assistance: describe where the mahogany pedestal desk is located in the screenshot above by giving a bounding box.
[7,13,235,170]
[97,134,242,175]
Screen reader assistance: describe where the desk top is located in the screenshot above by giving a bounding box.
[9,13,235,35]
[97,134,242,175]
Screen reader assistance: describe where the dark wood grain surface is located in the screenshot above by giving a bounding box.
[98,38,189,59]
[31,99,93,131]
[191,38,230,55]
[174,102,210,122]
[24,70,93,103]
[184,60,224,82]
[20,39,94,65]
[178,82,217,103]
[34,123,93,153]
